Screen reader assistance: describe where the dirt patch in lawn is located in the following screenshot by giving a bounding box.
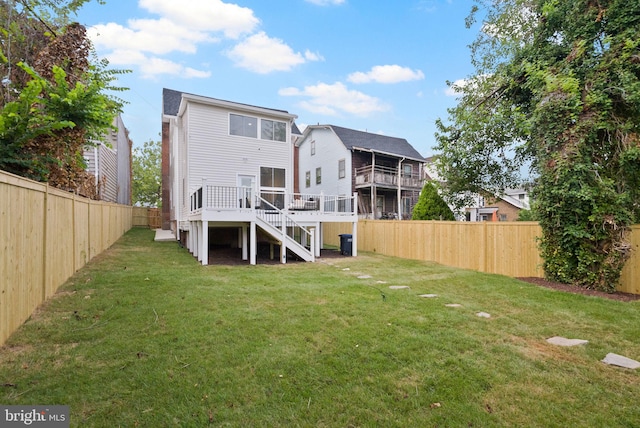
[517,277,640,302]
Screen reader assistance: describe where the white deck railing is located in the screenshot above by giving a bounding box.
[255,195,314,257]
[189,185,357,216]
[354,165,423,188]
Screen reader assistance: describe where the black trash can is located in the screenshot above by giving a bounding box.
[339,234,353,256]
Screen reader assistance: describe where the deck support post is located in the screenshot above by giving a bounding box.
[200,221,209,265]
[250,221,257,265]
[241,225,248,261]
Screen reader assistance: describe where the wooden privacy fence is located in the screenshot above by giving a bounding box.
[0,170,133,346]
[132,207,161,228]
[323,220,640,295]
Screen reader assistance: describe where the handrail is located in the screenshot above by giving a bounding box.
[256,195,313,244]
[189,185,357,216]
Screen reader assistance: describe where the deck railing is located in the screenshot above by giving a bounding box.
[256,196,314,254]
[189,184,357,216]
[355,165,423,188]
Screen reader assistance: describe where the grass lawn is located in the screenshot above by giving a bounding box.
[1,228,639,427]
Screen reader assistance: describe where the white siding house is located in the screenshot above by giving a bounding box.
[162,89,358,265]
[84,114,132,205]
[297,125,425,220]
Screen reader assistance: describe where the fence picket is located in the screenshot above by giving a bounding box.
[322,220,639,294]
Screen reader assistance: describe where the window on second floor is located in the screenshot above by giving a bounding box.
[261,119,286,142]
[402,164,413,177]
[338,159,346,179]
[316,167,322,185]
[311,140,316,156]
[305,171,311,188]
[230,114,257,138]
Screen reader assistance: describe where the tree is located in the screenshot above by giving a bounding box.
[0,0,126,194]
[412,182,456,221]
[434,0,640,291]
[132,140,161,207]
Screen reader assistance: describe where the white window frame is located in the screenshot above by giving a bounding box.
[338,159,346,179]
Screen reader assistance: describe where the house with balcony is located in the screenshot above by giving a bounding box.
[296,125,425,220]
[161,89,358,265]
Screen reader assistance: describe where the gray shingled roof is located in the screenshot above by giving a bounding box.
[329,125,424,160]
[163,88,183,116]
[162,88,292,117]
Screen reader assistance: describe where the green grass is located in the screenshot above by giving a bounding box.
[1,228,639,427]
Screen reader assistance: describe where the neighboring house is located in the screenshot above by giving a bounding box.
[161,89,358,265]
[464,189,530,221]
[423,157,529,221]
[84,114,132,205]
[296,125,425,220]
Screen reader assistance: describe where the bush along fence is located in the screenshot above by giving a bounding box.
[0,170,133,346]
[322,220,640,295]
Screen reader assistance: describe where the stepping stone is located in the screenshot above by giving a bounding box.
[445,304,462,308]
[342,268,350,271]
[358,275,372,279]
[601,353,640,369]
[476,312,491,318]
[389,285,410,290]
[418,294,438,298]
[546,336,589,347]
[376,281,388,284]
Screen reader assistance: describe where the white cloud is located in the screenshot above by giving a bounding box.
[227,32,321,73]
[347,65,425,84]
[88,19,214,55]
[87,0,319,78]
[304,50,325,62]
[279,82,390,117]
[444,78,469,96]
[139,0,259,38]
[305,0,345,5]
[103,49,211,80]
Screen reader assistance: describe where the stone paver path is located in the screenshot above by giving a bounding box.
[476,312,491,318]
[389,285,410,290]
[602,353,640,369]
[546,337,589,347]
[418,294,438,298]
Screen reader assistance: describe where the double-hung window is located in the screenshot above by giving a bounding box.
[338,159,346,179]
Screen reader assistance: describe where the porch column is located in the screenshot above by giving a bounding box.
[250,221,257,265]
[397,159,403,220]
[193,222,199,259]
[241,225,248,261]
[313,222,322,257]
[351,221,358,257]
[201,221,208,265]
[281,222,287,264]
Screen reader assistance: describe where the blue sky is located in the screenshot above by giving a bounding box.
[75,0,482,157]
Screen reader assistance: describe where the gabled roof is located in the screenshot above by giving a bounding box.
[162,88,296,120]
[318,125,424,161]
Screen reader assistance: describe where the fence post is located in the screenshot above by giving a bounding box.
[41,183,48,302]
